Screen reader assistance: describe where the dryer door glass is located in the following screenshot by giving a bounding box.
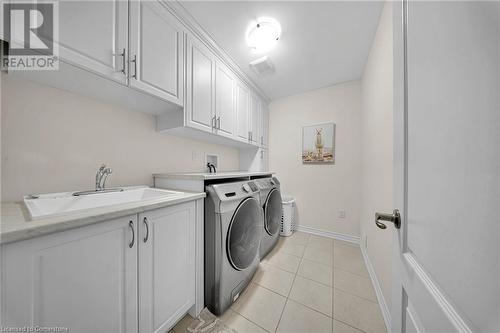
[227,197,262,271]
[264,188,283,236]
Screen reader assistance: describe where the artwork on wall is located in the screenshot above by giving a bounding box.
[302,122,335,164]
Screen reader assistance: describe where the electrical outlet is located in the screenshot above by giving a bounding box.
[338,210,346,218]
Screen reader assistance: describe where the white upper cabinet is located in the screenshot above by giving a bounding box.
[185,35,216,133]
[261,102,269,147]
[249,93,261,144]
[215,61,235,138]
[139,202,196,333]
[235,82,250,142]
[57,0,128,84]
[130,0,184,106]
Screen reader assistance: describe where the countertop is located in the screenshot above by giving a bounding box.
[153,171,275,180]
[0,190,205,245]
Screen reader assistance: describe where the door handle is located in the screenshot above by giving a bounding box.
[217,116,221,130]
[212,115,216,129]
[143,217,149,243]
[113,48,126,74]
[130,55,137,79]
[129,221,135,248]
[375,209,401,229]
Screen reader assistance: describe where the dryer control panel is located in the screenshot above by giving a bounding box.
[208,180,260,202]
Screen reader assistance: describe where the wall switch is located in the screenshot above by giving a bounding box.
[338,210,346,218]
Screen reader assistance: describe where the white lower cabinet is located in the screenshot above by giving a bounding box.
[1,201,199,333]
[138,202,196,333]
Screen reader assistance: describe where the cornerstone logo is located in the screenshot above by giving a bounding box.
[2,1,59,70]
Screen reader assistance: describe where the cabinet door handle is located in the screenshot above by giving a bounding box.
[113,48,126,74]
[248,131,251,141]
[217,116,221,130]
[261,136,263,145]
[129,221,135,248]
[212,115,216,129]
[131,55,137,79]
[143,217,149,243]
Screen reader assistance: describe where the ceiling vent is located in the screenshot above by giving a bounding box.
[249,56,275,76]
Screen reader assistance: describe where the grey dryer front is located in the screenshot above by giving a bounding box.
[256,177,283,259]
[205,181,263,315]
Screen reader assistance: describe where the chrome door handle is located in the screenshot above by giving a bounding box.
[130,55,137,79]
[216,116,221,130]
[212,115,217,129]
[113,48,126,74]
[143,217,149,243]
[129,221,135,248]
[375,209,401,229]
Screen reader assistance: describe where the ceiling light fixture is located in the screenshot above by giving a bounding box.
[246,17,281,53]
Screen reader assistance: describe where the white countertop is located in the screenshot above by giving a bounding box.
[0,190,205,245]
[153,171,275,180]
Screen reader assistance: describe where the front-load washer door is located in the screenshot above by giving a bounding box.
[264,188,283,236]
[227,197,262,271]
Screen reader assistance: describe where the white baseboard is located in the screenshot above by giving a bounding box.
[361,246,392,332]
[295,225,360,244]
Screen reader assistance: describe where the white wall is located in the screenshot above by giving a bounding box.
[269,81,362,237]
[360,1,393,313]
[0,74,239,201]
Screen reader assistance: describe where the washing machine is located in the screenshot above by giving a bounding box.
[255,177,283,259]
[205,180,263,315]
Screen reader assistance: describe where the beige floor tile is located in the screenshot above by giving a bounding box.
[297,259,333,286]
[333,289,387,333]
[231,283,286,332]
[286,231,310,245]
[219,309,267,333]
[252,263,295,296]
[303,245,334,267]
[276,237,306,258]
[332,319,363,333]
[333,246,369,277]
[334,241,362,256]
[289,276,333,317]
[334,269,377,302]
[262,250,302,273]
[308,234,334,250]
[277,300,332,333]
[172,314,194,333]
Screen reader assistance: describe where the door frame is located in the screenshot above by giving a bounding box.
[391,1,475,332]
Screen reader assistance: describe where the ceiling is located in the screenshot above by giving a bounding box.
[180,1,384,101]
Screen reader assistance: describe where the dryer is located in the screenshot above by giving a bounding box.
[255,177,283,259]
[204,180,263,315]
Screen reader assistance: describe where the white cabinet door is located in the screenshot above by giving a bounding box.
[249,93,261,144]
[56,0,128,84]
[261,102,269,147]
[186,35,216,133]
[1,216,138,333]
[215,61,235,138]
[235,82,250,141]
[139,202,196,333]
[130,0,184,106]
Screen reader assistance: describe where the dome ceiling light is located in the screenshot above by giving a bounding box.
[246,17,281,53]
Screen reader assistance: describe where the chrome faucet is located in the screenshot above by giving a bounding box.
[73,164,123,196]
[95,164,113,191]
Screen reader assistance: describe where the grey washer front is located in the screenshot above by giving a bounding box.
[256,177,283,259]
[205,180,263,315]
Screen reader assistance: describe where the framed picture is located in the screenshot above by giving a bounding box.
[302,122,335,164]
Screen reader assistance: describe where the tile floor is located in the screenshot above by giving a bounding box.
[172,232,387,333]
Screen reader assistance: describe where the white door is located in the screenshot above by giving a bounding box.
[130,0,184,106]
[139,202,196,333]
[236,82,250,141]
[1,216,138,333]
[215,61,235,138]
[56,0,128,84]
[249,93,261,144]
[390,1,500,332]
[186,35,216,133]
[261,102,269,147]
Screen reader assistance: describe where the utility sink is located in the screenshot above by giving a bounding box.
[23,187,184,220]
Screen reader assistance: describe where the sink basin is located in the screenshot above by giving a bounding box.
[23,187,184,220]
